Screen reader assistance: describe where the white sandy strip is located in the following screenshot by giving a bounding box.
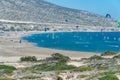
[0,56,20,62]
[67,61,85,67]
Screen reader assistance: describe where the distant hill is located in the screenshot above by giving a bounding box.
[0,0,117,27]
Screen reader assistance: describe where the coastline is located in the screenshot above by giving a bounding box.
[0,31,99,62]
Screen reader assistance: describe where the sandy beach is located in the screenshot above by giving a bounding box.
[0,31,98,62]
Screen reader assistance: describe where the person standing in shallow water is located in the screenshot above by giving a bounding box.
[19,39,22,43]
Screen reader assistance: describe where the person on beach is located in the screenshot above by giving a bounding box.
[19,39,22,43]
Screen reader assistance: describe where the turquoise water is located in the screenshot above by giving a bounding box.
[22,32,120,53]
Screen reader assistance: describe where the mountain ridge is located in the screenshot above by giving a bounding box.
[0,0,116,27]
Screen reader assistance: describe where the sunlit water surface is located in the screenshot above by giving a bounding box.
[22,32,120,53]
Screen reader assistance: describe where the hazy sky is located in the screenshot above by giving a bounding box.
[46,0,120,20]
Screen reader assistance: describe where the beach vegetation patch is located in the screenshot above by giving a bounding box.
[101,51,116,56]
[97,66,108,70]
[88,55,104,60]
[46,53,70,63]
[74,66,93,72]
[99,74,119,80]
[113,54,120,59]
[79,75,88,78]
[0,78,15,80]
[0,65,16,71]
[31,53,76,71]
[0,65,16,75]
[20,56,37,62]
[32,62,76,71]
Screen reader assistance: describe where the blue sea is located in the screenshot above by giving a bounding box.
[22,32,120,53]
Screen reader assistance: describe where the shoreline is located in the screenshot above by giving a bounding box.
[0,31,99,62]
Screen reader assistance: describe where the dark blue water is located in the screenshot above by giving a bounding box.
[22,32,120,53]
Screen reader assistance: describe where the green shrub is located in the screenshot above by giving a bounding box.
[100,71,116,75]
[32,62,76,71]
[46,53,70,63]
[101,51,116,56]
[89,55,103,60]
[74,67,93,72]
[0,65,16,71]
[99,74,119,80]
[0,78,15,80]
[20,56,37,62]
[29,54,74,71]
[80,75,88,78]
[97,66,108,70]
[3,70,14,75]
[0,65,16,75]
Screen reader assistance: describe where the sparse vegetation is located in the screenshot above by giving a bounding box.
[74,66,93,72]
[79,75,88,78]
[99,74,119,80]
[101,51,116,56]
[97,66,108,70]
[0,65,16,75]
[20,56,37,62]
[0,65,16,71]
[31,53,75,71]
[46,53,70,63]
[1,52,120,80]
[88,55,104,60]
[113,54,120,59]
[32,62,76,71]
[0,78,15,80]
